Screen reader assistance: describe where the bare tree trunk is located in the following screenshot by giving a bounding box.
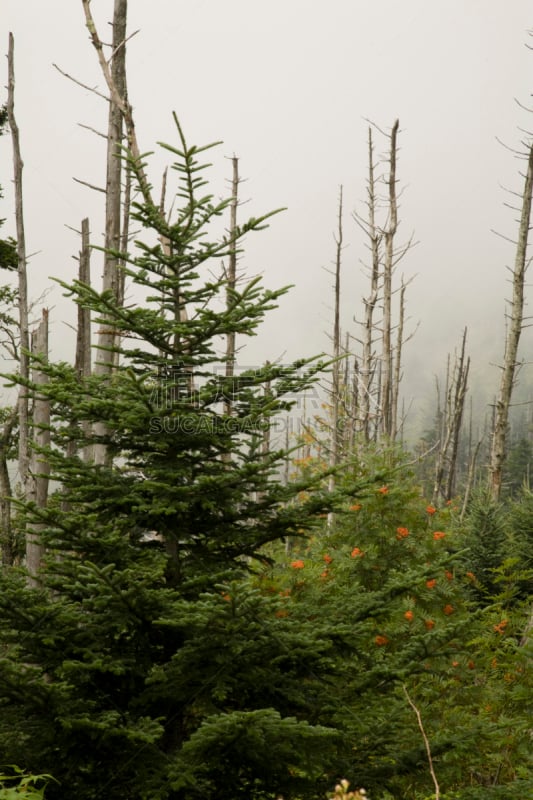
[432,330,470,503]
[359,127,380,441]
[490,141,533,500]
[92,0,128,466]
[74,218,93,462]
[380,119,399,439]
[26,310,50,586]
[446,329,469,499]
[391,280,406,441]
[76,218,92,380]
[0,410,17,567]
[112,158,132,370]
[82,0,150,202]
[328,186,343,526]
[343,332,356,452]
[224,157,239,417]
[7,33,30,490]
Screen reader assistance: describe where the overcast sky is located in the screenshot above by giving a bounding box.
[2,1,532,433]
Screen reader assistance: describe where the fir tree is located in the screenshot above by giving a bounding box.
[0,123,345,800]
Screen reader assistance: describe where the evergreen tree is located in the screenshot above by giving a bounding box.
[503,436,533,497]
[457,489,510,603]
[0,124,348,800]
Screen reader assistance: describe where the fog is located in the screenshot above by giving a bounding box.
[2,0,532,439]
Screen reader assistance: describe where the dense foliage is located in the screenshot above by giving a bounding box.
[0,126,531,800]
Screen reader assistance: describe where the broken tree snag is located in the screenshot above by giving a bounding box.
[96,0,127,365]
[7,32,30,489]
[380,119,399,439]
[90,0,128,465]
[328,185,343,528]
[82,0,151,203]
[76,218,92,380]
[490,140,533,500]
[74,218,93,462]
[26,309,50,587]
[360,126,380,441]
[0,410,17,567]
[391,279,406,442]
[432,329,470,503]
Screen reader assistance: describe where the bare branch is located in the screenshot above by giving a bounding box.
[73,176,106,193]
[52,62,109,102]
[403,686,441,800]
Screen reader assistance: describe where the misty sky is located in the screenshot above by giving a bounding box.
[2,1,532,434]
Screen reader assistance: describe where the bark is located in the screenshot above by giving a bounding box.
[391,280,406,441]
[359,127,380,441]
[82,0,151,203]
[432,330,470,503]
[76,218,92,380]
[74,218,93,462]
[490,141,533,500]
[92,0,128,465]
[446,330,469,499]
[380,119,399,438]
[328,187,343,525]
[26,310,50,586]
[7,33,30,489]
[332,187,343,441]
[0,410,17,567]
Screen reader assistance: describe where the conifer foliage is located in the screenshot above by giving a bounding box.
[0,126,337,800]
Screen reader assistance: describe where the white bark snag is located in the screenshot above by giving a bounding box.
[381,119,399,439]
[82,0,150,203]
[327,187,343,526]
[75,219,93,462]
[433,329,470,503]
[7,33,30,489]
[224,157,239,417]
[91,0,127,465]
[360,127,380,441]
[490,141,533,500]
[26,310,50,586]
[76,218,92,380]
[391,280,406,441]
[446,330,469,499]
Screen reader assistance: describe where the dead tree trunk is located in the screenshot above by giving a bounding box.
[446,330,470,499]
[391,279,406,441]
[328,186,343,526]
[0,410,17,566]
[7,33,30,490]
[92,0,128,466]
[74,218,93,462]
[380,119,399,439]
[76,218,92,381]
[357,127,380,441]
[25,310,50,586]
[490,141,533,500]
[433,329,470,503]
